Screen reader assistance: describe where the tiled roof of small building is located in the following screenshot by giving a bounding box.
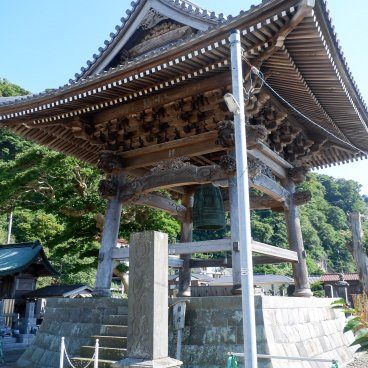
[22,284,93,298]
[0,241,59,277]
[320,273,360,282]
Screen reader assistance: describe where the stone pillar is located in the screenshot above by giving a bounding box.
[177,188,194,297]
[114,231,182,368]
[229,176,241,294]
[284,179,312,297]
[93,172,125,297]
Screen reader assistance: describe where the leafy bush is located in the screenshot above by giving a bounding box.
[332,295,368,352]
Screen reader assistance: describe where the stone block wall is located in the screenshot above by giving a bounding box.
[260,296,355,368]
[16,295,354,368]
[16,298,127,368]
[169,296,355,368]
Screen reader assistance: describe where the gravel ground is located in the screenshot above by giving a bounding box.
[346,353,368,368]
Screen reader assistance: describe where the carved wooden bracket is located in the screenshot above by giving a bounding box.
[119,164,234,202]
[247,124,268,148]
[97,152,125,173]
[248,157,274,180]
[98,179,119,199]
[219,154,236,174]
[216,120,267,149]
[128,192,187,218]
[287,166,310,184]
[216,120,234,148]
[293,190,312,206]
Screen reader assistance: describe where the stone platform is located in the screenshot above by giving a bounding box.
[169,296,355,368]
[15,296,354,368]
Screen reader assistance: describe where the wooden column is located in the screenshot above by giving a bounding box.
[229,176,241,294]
[283,179,312,297]
[93,172,125,297]
[177,187,194,297]
[349,213,368,293]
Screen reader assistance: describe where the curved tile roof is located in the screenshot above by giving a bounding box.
[76,0,225,80]
[0,0,366,168]
[0,241,59,277]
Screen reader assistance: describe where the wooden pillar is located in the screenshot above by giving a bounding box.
[229,176,241,293]
[283,179,312,297]
[93,172,125,297]
[349,213,368,293]
[177,187,194,297]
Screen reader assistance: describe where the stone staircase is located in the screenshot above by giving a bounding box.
[71,311,128,368]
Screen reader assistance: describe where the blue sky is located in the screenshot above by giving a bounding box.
[0,0,367,195]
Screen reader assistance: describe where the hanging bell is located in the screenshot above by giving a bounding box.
[193,184,226,230]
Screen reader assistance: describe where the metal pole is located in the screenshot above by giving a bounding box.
[7,211,13,244]
[59,337,65,368]
[229,29,257,368]
[94,338,99,368]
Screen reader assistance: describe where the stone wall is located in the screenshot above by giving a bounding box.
[16,296,354,368]
[169,296,355,368]
[16,298,127,368]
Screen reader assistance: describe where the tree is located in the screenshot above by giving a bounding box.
[0,78,30,97]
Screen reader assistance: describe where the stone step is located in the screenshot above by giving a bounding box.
[117,305,128,315]
[80,345,127,361]
[100,324,127,337]
[71,357,116,368]
[91,335,127,348]
[105,314,128,326]
[2,336,18,345]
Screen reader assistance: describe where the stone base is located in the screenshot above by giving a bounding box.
[112,357,182,368]
[231,284,242,295]
[293,288,313,297]
[92,288,112,297]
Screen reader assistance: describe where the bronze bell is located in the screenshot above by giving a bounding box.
[193,184,226,230]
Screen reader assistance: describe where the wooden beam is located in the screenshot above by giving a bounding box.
[252,255,297,265]
[130,193,186,217]
[250,173,290,203]
[189,258,229,268]
[249,194,285,211]
[248,141,293,179]
[251,240,298,262]
[119,131,223,170]
[189,255,297,268]
[169,239,232,255]
[111,248,184,267]
[112,239,298,263]
[120,164,233,202]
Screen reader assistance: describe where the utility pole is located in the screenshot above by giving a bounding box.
[7,211,13,244]
[228,29,258,368]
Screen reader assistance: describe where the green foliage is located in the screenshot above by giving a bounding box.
[333,297,368,353]
[310,281,325,297]
[0,78,30,97]
[120,206,180,243]
[248,172,367,275]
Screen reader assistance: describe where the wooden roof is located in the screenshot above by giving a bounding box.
[0,0,367,170]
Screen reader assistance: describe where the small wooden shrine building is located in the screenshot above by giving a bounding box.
[0,0,367,300]
[0,241,59,300]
